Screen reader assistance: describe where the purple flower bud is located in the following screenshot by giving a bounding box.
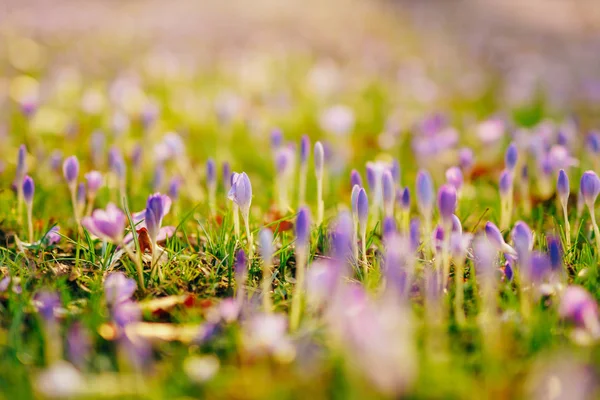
[331,211,353,264]
[529,252,551,283]
[350,169,363,188]
[235,249,247,277]
[432,225,444,254]
[168,177,182,200]
[41,225,61,247]
[271,128,283,149]
[485,221,505,250]
[63,156,79,185]
[16,145,27,183]
[104,271,137,306]
[382,170,395,213]
[228,172,253,217]
[366,164,376,191]
[145,193,170,241]
[295,207,311,248]
[67,322,91,369]
[351,184,361,217]
[444,168,462,193]
[559,286,598,327]
[34,290,61,321]
[504,260,514,281]
[580,170,600,208]
[451,214,462,234]
[275,149,290,176]
[458,147,474,171]
[547,235,562,272]
[437,184,457,222]
[109,148,126,180]
[90,131,105,168]
[390,159,401,184]
[81,203,126,243]
[587,133,600,154]
[314,142,325,178]
[382,216,396,241]
[112,300,142,328]
[77,182,86,206]
[557,169,570,205]
[206,158,216,187]
[399,187,410,211]
[22,175,34,205]
[49,150,63,173]
[505,142,518,171]
[85,171,103,196]
[409,218,420,252]
[222,162,232,192]
[499,169,513,196]
[357,188,369,228]
[473,235,496,281]
[416,169,434,213]
[300,135,310,164]
[259,228,274,263]
[131,144,142,168]
[511,221,533,253]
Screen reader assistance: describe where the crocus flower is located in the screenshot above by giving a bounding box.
[168,176,182,201]
[270,128,283,150]
[357,188,369,271]
[295,207,311,249]
[34,290,61,322]
[559,286,600,337]
[485,221,516,256]
[458,147,474,174]
[314,142,325,225]
[23,175,35,243]
[382,217,397,242]
[206,158,217,213]
[382,170,395,217]
[104,271,137,306]
[222,161,231,193]
[505,142,518,172]
[291,207,311,331]
[351,169,363,188]
[259,228,274,312]
[416,169,434,220]
[228,172,253,241]
[547,235,563,279]
[81,203,126,243]
[390,159,401,184]
[580,171,600,254]
[38,226,61,247]
[511,221,533,264]
[145,193,171,276]
[235,249,248,299]
[409,218,421,252]
[445,166,463,193]
[63,156,79,188]
[557,169,571,247]
[437,184,457,224]
[298,135,310,206]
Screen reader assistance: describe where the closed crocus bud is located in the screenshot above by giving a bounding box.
[16,144,27,182]
[259,229,274,263]
[437,184,457,223]
[445,167,463,192]
[382,170,395,215]
[451,214,462,234]
[528,252,551,283]
[168,177,182,200]
[34,290,61,321]
[459,147,474,171]
[432,225,444,254]
[235,249,247,280]
[109,148,126,180]
[300,135,310,165]
[145,193,171,241]
[390,159,401,184]
[580,171,600,208]
[366,164,376,191]
[270,128,283,149]
[351,184,361,217]
[357,188,369,228]
[222,162,231,192]
[228,172,253,217]
[499,169,512,196]
[399,187,410,211]
[557,169,570,205]
[77,183,86,207]
[331,211,353,264]
[350,169,363,188]
[511,221,533,253]
[505,142,518,171]
[382,216,396,241]
[85,171,103,196]
[22,175,34,205]
[416,169,434,214]
[206,158,216,188]
[587,133,600,155]
[104,271,137,306]
[295,207,311,249]
[409,218,421,252]
[485,221,516,255]
[559,286,599,330]
[314,142,325,179]
[63,156,79,186]
[547,235,563,272]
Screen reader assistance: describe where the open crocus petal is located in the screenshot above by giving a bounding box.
[156,226,176,242]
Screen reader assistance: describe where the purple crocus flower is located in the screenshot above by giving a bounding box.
[222,162,231,193]
[300,135,310,165]
[382,170,395,216]
[77,183,86,207]
[559,286,599,330]
[587,133,600,154]
[270,128,283,149]
[416,169,434,215]
[399,187,410,211]
[22,175,34,205]
[235,249,248,289]
[390,159,401,184]
[499,169,512,197]
[63,156,79,187]
[314,142,325,178]
[366,164,376,191]
[131,144,143,169]
[168,176,183,200]
[437,184,457,223]
[351,169,363,188]
[67,322,91,369]
[295,208,311,249]
[331,211,353,267]
[505,142,518,171]
[485,221,516,256]
[206,158,216,188]
[557,169,570,206]
[40,226,61,247]
[112,299,142,328]
[104,271,137,306]
[81,203,126,243]
[85,171,103,197]
[458,147,474,172]
[547,235,563,273]
[409,218,421,252]
[357,188,369,229]
[49,150,62,173]
[382,217,397,241]
[34,291,61,321]
[451,214,462,234]
[580,171,600,208]
[228,172,253,219]
[145,193,171,243]
[528,252,551,283]
[511,221,533,255]
[108,147,126,181]
[445,167,463,192]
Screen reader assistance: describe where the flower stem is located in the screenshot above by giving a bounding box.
[316,177,324,226]
[233,204,240,239]
[262,261,273,313]
[562,203,571,248]
[122,241,145,291]
[298,165,307,207]
[454,259,466,326]
[26,203,33,244]
[290,248,306,331]
[361,228,368,277]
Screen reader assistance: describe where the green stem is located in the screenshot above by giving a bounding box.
[290,248,306,331]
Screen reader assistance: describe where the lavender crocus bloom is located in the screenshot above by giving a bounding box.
[34,291,61,321]
[409,218,420,252]
[168,177,182,200]
[331,211,353,266]
[485,221,516,256]
[109,147,126,180]
[228,172,252,219]
[206,158,216,188]
[437,184,457,223]
[559,286,599,330]
[357,188,369,228]
[505,142,518,171]
[16,145,27,184]
[528,252,552,283]
[351,185,361,216]
[104,271,137,306]
[314,142,325,178]
[499,169,512,196]
[399,187,410,211]
[63,156,79,186]
[85,171,103,196]
[271,128,283,149]
[112,299,142,328]
[81,203,126,243]
[366,164,376,191]
[458,147,474,172]
[40,226,61,246]
[300,135,310,165]
[382,217,397,241]
[90,131,106,168]
[451,214,462,234]
[67,322,91,369]
[222,162,231,192]
[390,159,401,184]
[432,225,444,254]
[580,171,600,208]
[587,133,600,154]
[351,169,363,188]
[296,208,311,248]
[382,170,395,216]
[547,235,563,273]
[145,193,171,242]
[49,150,62,172]
[22,175,34,205]
[445,167,463,192]
[235,249,248,287]
[557,169,570,205]
[511,221,533,254]
[416,170,434,215]
[259,229,274,263]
